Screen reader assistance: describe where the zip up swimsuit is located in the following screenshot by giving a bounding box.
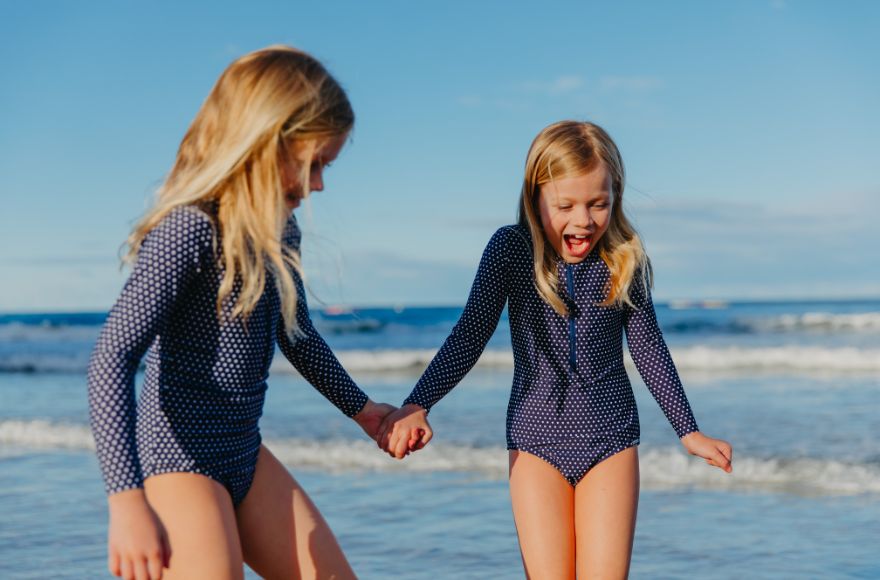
[87,205,367,504]
[404,225,698,485]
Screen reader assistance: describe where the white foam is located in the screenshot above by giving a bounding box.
[748,312,880,333]
[270,349,514,374]
[638,448,880,495]
[3,420,878,495]
[4,344,880,375]
[269,346,880,374]
[0,322,99,343]
[0,420,96,450]
[669,345,880,372]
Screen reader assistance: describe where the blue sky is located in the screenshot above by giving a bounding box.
[2,0,878,311]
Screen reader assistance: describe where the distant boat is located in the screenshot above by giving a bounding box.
[316,306,385,334]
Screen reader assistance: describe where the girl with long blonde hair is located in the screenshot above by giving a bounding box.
[87,45,393,579]
[379,120,733,578]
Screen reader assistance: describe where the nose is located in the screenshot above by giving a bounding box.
[310,168,324,193]
[573,205,593,228]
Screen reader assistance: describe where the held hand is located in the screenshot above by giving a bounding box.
[107,489,171,580]
[681,431,733,473]
[353,400,398,442]
[376,403,433,460]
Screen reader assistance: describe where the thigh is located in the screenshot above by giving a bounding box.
[574,446,639,580]
[144,472,244,580]
[235,445,356,580]
[508,450,576,580]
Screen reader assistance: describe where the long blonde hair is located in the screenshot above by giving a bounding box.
[125,45,354,337]
[517,120,651,316]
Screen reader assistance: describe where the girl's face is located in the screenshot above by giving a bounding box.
[280,133,347,210]
[537,163,613,263]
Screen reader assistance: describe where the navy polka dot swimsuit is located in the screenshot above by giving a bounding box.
[404,225,698,485]
[87,205,368,504]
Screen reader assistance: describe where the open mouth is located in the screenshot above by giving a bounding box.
[563,233,592,257]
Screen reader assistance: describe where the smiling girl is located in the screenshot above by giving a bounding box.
[379,120,732,578]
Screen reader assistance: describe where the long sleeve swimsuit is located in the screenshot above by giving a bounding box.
[87,204,368,505]
[404,225,698,485]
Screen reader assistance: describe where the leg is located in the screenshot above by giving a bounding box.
[143,472,244,580]
[508,450,576,580]
[574,446,639,579]
[235,445,356,580]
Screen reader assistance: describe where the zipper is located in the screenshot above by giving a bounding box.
[566,264,576,371]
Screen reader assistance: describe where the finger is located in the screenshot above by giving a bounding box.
[378,415,397,445]
[109,549,121,577]
[408,427,422,450]
[148,553,164,580]
[720,447,733,473]
[375,420,389,449]
[411,429,426,451]
[382,427,396,453]
[134,556,150,580]
[376,423,389,451]
[121,557,133,580]
[392,430,410,460]
[721,442,733,464]
[381,418,400,451]
[711,448,731,472]
[384,429,399,457]
[716,446,731,467]
[421,426,433,446]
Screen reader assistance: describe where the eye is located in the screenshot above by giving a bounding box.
[558,204,572,210]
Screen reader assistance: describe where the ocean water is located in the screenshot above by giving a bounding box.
[1,300,879,578]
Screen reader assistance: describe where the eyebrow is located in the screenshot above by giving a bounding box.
[554,191,611,202]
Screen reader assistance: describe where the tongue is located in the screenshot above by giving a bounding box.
[565,236,590,257]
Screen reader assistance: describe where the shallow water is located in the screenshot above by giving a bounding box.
[2,301,879,577]
[2,450,878,579]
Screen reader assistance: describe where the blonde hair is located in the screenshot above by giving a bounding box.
[517,120,651,316]
[125,45,354,337]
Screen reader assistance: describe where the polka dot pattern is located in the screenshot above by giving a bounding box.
[404,225,698,485]
[88,205,367,502]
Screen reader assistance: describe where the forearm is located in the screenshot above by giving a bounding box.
[88,347,144,494]
[404,322,493,411]
[625,282,698,438]
[629,341,698,437]
[278,326,368,417]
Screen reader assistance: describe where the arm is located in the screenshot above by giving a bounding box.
[623,276,733,472]
[275,285,369,418]
[402,226,512,412]
[623,272,699,439]
[88,207,211,578]
[275,215,369,418]
[379,227,513,458]
[87,206,213,496]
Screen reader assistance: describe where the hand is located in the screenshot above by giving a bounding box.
[353,399,398,442]
[377,403,433,459]
[681,431,733,473]
[107,489,171,579]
